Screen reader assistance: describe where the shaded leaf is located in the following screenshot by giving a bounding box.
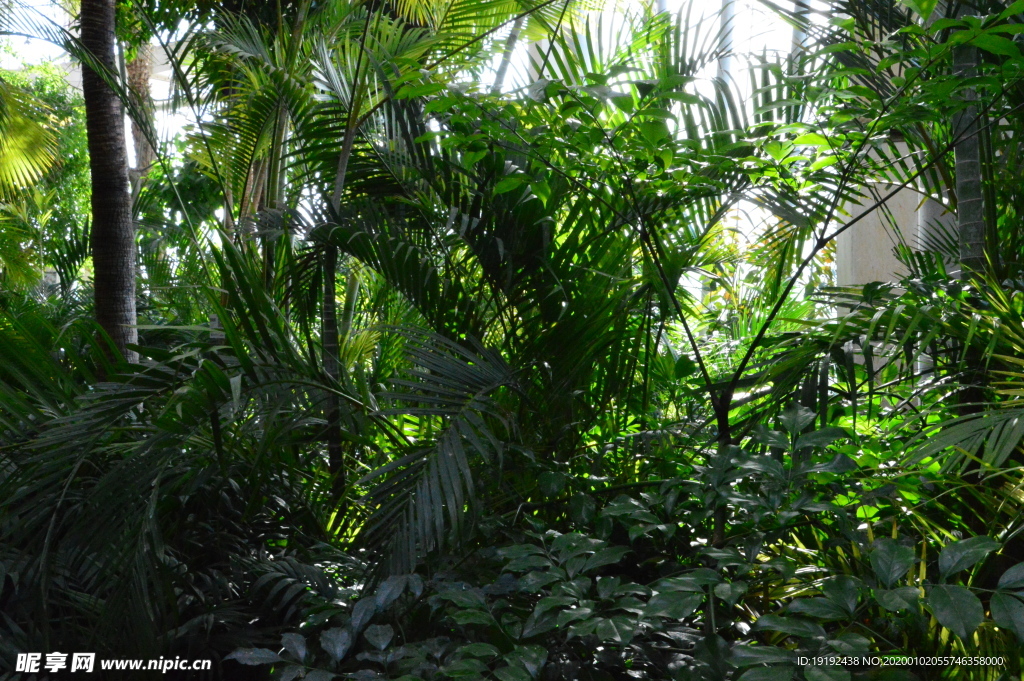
[927,585,984,640]
[938,536,999,579]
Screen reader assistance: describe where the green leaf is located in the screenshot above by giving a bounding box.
[494,176,526,195]
[806,665,851,681]
[926,585,984,640]
[225,648,283,665]
[779,403,815,435]
[870,539,916,588]
[493,666,531,681]
[714,581,748,606]
[730,645,795,666]
[998,563,1024,590]
[443,658,491,677]
[364,624,394,650]
[569,494,596,525]
[350,596,376,632]
[736,666,796,681]
[452,609,496,626]
[788,598,847,620]
[674,354,697,379]
[320,628,351,663]
[794,427,849,450]
[281,633,307,663]
[582,546,630,573]
[374,575,407,610]
[506,645,547,678]
[828,633,870,655]
[556,606,593,627]
[440,589,487,609]
[898,0,938,20]
[304,671,337,681]
[537,471,566,498]
[753,615,826,639]
[792,133,829,147]
[459,643,500,658]
[939,536,999,579]
[821,576,861,615]
[639,120,670,144]
[595,616,634,643]
[644,592,703,619]
[752,425,789,449]
[973,34,1021,58]
[991,592,1024,642]
[875,587,919,612]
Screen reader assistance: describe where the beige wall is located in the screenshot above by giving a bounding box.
[836,184,953,286]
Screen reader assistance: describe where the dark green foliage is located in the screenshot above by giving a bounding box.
[3,0,1024,679]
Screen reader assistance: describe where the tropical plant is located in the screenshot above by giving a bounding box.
[2,1,1024,680]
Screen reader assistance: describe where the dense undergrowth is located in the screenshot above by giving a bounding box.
[3,0,1024,679]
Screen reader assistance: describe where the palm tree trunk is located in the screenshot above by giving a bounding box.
[127,41,156,182]
[952,39,987,421]
[82,0,138,362]
[953,45,985,275]
[491,16,523,94]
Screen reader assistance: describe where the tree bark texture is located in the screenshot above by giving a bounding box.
[127,41,156,176]
[953,44,986,275]
[82,0,138,362]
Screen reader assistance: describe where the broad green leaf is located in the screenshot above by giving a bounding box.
[939,536,999,579]
[753,614,826,639]
[225,648,283,665]
[998,563,1024,590]
[459,643,500,658]
[806,665,851,681]
[569,494,596,525]
[875,587,919,612]
[537,471,566,498]
[794,427,849,450]
[556,606,593,627]
[730,644,795,666]
[828,633,870,655]
[494,176,526,195]
[320,628,352,663]
[821,576,861,615]
[991,592,1024,642]
[304,671,336,681]
[443,658,491,677]
[973,34,1021,58]
[506,645,547,678]
[714,581,748,606]
[350,596,376,632]
[506,555,552,572]
[595,616,634,644]
[493,666,531,681]
[582,546,630,573]
[374,575,407,610]
[281,633,307,663]
[438,585,485,606]
[788,598,847,620]
[779,403,815,435]
[793,133,829,147]
[674,354,697,379]
[736,666,795,681]
[898,0,938,20]
[645,592,703,619]
[870,539,916,588]
[752,425,789,449]
[927,585,984,640]
[452,609,495,626]
[364,624,394,650]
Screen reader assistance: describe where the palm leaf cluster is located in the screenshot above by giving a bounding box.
[2,0,1024,676]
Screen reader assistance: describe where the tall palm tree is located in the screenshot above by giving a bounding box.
[81,0,137,361]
